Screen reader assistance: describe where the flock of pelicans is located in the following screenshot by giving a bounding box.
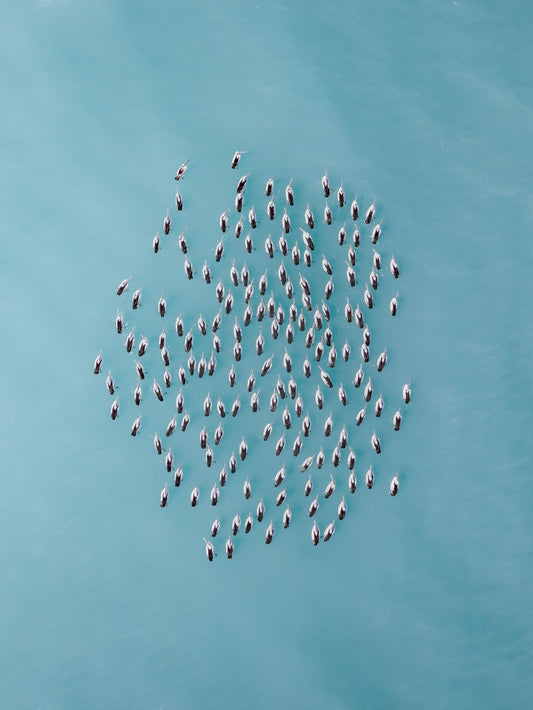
[94,152,412,561]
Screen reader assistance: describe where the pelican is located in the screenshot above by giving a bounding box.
[166,415,177,438]
[364,200,376,224]
[375,394,384,417]
[283,349,292,373]
[280,505,291,529]
[203,538,214,561]
[266,177,274,196]
[163,210,171,235]
[328,344,337,368]
[152,379,163,402]
[308,496,319,517]
[138,335,148,357]
[300,227,314,251]
[371,431,381,454]
[232,395,241,418]
[284,178,294,206]
[236,173,249,193]
[211,484,219,506]
[178,228,188,254]
[245,513,253,534]
[175,314,184,336]
[376,349,387,372]
[243,305,252,326]
[228,365,236,388]
[271,317,279,340]
[251,390,260,412]
[153,232,160,253]
[317,448,325,469]
[274,463,286,487]
[295,395,304,418]
[203,393,212,417]
[255,330,264,356]
[262,422,273,442]
[302,413,311,437]
[161,346,170,368]
[219,209,229,233]
[131,415,142,437]
[303,248,311,267]
[216,398,226,419]
[350,196,359,220]
[393,408,402,431]
[365,465,374,489]
[248,205,257,228]
[239,437,248,461]
[321,255,333,276]
[211,517,220,537]
[232,513,241,536]
[324,326,333,346]
[292,242,301,266]
[225,538,234,559]
[315,340,324,363]
[305,326,315,349]
[347,448,356,471]
[235,216,243,238]
[225,290,234,315]
[288,377,297,399]
[257,498,265,522]
[324,474,336,499]
[199,426,208,449]
[160,483,169,508]
[346,262,356,287]
[184,258,193,280]
[303,475,313,497]
[275,435,285,456]
[323,521,335,542]
[338,384,347,407]
[245,233,253,253]
[165,448,174,472]
[370,268,378,290]
[158,329,166,350]
[338,223,346,245]
[116,276,131,296]
[110,397,119,420]
[364,285,373,309]
[175,388,184,413]
[403,382,412,404]
[115,309,124,334]
[321,170,331,197]
[371,220,382,244]
[304,203,314,229]
[267,199,275,221]
[319,366,333,389]
[324,412,333,437]
[347,244,356,266]
[174,160,189,181]
[338,496,347,520]
[282,208,290,233]
[279,233,288,255]
[214,423,224,445]
[337,182,345,207]
[181,412,190,431]
[267,292,276,317]
[363,325,371,345]
[390,472,399,496]
[231,150,246,169]
[344,298,353,323]
[134,382,142,405]
[390,292,398,317]
[174,465,183,487]
[265,520,274,544]
[277,490,288,508]
[353,226,360,247]
[229,262,239,288]
[105,371,114,395]
[132,288,141,310]
[364,377,373,402]
[219,465,227,487]
[298,311,306,331]
[348,470,357,493]
[356,406,366,426]
[324,202,332,225]
[315,385,324,410]
[342,342,351,363]
[270,390,279,413]
[332,445,341,467]
[390,255,400,278]
[361,343,370,363]
[235,191,243,213]
[311,520,320,546]
[265,235,274,258]
[261,354,274,377]
[286,323,294,345]
[191,486,200,508]
[373,249,381,270]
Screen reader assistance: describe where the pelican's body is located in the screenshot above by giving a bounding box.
[174,160,189,181]
[311,520,320,545]
[323,522,335,542]
[265,521,274,544]
[160,483,169,508]
[390,473,399,496]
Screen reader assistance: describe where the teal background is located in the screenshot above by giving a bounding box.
[1,1,532,708]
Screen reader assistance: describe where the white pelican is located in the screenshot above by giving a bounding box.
[279,233,288,255]
[321,170,331,197]
[274,464,286,487]
[338,223,346,245]
[245,513,253,534]
[402,382,412,404]
[337,182,345,207]
[174,160,189,181]
[203,538,214,561]
[353,226,360,247]
[283,506,291,529]
[181,412,190,431]
[371,220,382,244]
[364,200,376,224]
[393,408,402,431]
[232,513,241,535]
[364,378,373,402]
[323,521,335,541]
[311,520,320,546]
[219,465,227,487]
[390,292,398,316]
[304,476,313,496]
[163,210,171,235]
[377,349,387,372]
[324,474,336,499]
[304,203,314,229]
[184,258,193,280]
[265,521,274,544]
[165,448,173,472]
[210,484,219,506]
[350,196,359,221]
[267,199,275,221]
[257,498,265,522]
[347,448,356,471]
[166,415,177,437]
[316,448,325,469]
[105,371,114,395]
[248,205,257,228]
[133,382,142,406]
[174,465,183,487]
[160,483,169,508]
[324,412,333,437]
[342,342,351,363]
[211,518,220,537]
[390,473,399,496]
[282,208,290,233]
[371,431,381,454]
[375,394,384,417]
[153,232,160,253]
[285,178,294,205]
[266,177,274,196]
[390,255,400,278]
[131,416,141,436]
[236,173,249,193]
[338,496,347,520]
[225,538,234,560]
[138,335,148,357]
[231,396,241,418]
[132,288,141,310]
[365,466,374,489]
[308,496,319,517]
[110,397,119,420]
[115,309,124,334]
[348,470,357,493]
[276,489,287,507]
[116,276,131,296]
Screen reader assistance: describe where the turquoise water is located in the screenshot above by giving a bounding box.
[1,1,532,708]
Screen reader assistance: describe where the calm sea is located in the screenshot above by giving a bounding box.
[1,1,532,708]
